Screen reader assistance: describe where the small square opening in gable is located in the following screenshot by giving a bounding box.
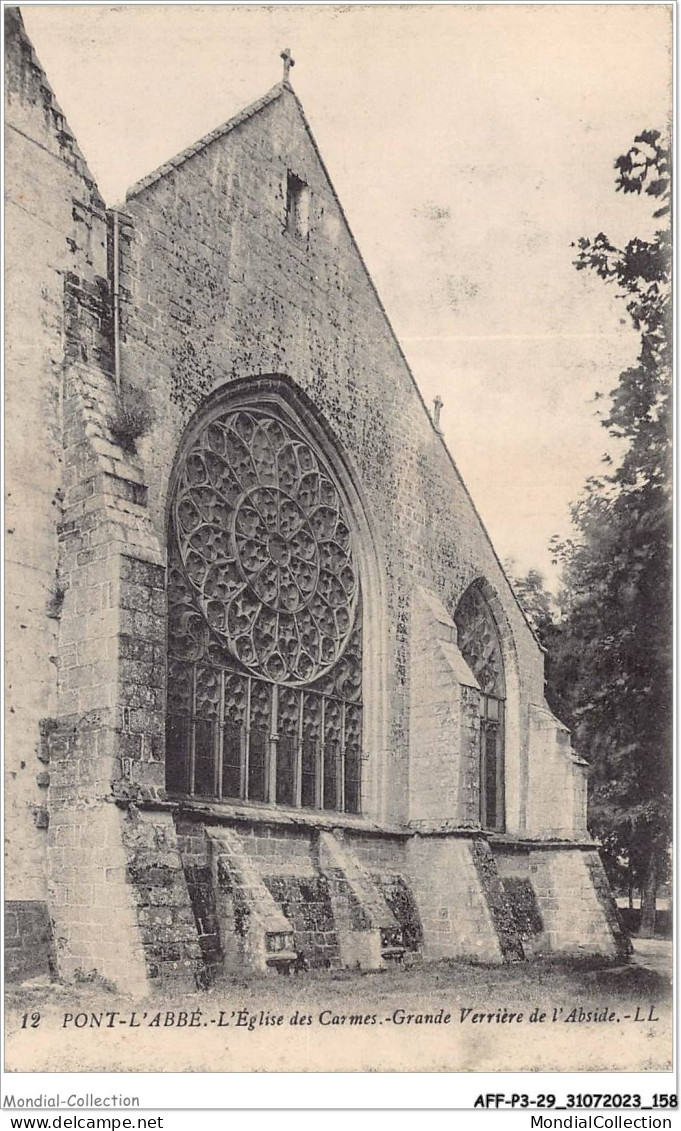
[286,172,310,240]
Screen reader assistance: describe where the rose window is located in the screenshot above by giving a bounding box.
[166,407,363,814]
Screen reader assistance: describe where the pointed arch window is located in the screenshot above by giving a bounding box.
[165,405,363,814]
[454,584,506,832]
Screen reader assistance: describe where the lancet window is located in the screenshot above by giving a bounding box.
[454,583,506,832]
[165,405,363,814]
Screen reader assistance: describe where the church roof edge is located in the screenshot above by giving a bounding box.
[7,7,106,209]
[124,81,288,201]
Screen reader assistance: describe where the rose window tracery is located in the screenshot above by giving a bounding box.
[166,405,363,815]
[173,410,358,686]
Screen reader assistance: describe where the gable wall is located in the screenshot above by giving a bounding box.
[119,89,545,825]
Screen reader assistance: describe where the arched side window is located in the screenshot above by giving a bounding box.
[165,404,363,814]
[454,583,506,832]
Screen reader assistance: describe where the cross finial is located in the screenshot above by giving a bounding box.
[281,48,295,83]
[433,395,444,432]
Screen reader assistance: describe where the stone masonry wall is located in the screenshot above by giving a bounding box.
[47,258,172,989]
[263,876,341,971]
[174,816,415,979]
[4,8,107,905]
[4,11,162,989]
[409,587,480,824]
[528,848,619,960]
[469,838,524,961]
[406,834,504,962]
[584,851,631,960]
[117,83,547,827]
[526,704,590,839]
[121,808,203,989]
[5,901,57,983]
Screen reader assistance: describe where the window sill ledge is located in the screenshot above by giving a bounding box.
[140,796,411,838]
[125,797,599,850]
[487,833,601,851]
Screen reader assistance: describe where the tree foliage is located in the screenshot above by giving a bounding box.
[546,132,672,927]
[511,133,671,921]
[505,562,565,716]
[573,129,671,493]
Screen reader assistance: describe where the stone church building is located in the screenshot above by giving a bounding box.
[5,9,627,992]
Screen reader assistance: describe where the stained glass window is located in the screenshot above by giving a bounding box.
[454,584,505,831]
[165,406,363,814]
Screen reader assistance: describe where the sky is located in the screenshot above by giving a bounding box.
[19,2,673,587]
